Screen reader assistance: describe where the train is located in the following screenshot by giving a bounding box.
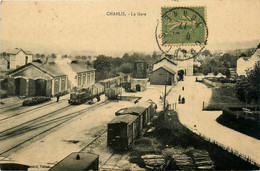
[69,75,130,105]
[107,100,157,150]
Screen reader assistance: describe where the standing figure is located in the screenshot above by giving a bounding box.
[56,93,60,102]
[182,97,185,104]
[178,95,181,102]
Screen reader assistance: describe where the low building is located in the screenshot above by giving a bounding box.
[130,78,148,92]
[150,66,176,85]
[7,61,95,97]
[237,45,260,76]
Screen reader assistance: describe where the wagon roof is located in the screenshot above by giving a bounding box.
[49,152,99,171]
[116,106,147,116]
[108,115,138,124]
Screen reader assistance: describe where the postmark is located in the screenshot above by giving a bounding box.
[155,6,208,61]
[161,6,207,46]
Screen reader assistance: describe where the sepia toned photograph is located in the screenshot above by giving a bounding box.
[0,0,259,170]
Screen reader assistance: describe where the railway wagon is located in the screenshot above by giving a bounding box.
[115,100,157,130]
[49,152,99,171]
[105,86,121,100]
[108,100,157,150]
[107,115,139,150]
[68,83,104,104]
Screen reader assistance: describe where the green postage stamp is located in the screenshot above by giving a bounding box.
[161,7,207,46]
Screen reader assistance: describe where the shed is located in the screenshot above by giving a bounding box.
[49,152,99,171]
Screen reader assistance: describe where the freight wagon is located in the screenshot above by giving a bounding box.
[99,75,124,92]
[107,115,140,150]
[49,152,99,171]
[107,100,157,150]
[105,86,122,100]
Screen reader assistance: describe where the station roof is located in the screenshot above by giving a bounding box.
[49,152,99,171]
[8,61,95,78]
[9,48,32,55]
[153,57,177,66]
[152,65,176,75]
[108,115,138,124]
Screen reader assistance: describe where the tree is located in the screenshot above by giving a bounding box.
[213,68,219,76]
[201,49,211,57]
[235,61,260,106]
[93,55,112,73]
[51,53,56,58]
[202,67,209,76]
[40,54,45,58]
[118,62,134,74]
[82,56,87,60]
[225,69,231,78]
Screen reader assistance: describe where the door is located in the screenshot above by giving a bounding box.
[35,79,46,96]
[136,84,141,91]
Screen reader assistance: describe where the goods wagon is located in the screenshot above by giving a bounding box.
[115,100,157,130]
[105,86,121,100]
[49,152,99,171]
[108,100,157,150]
[68,83,104,104]
[107,115,139,150]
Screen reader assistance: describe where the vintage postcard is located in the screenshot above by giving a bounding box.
[0,0,259,170]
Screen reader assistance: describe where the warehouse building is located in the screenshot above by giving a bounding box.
[7,61,95,97]
[150,65,176,85]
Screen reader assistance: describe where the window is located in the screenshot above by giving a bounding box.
[54,79,59,94]
[61,78,65,91]
[83,74,86,86]
[25,56,28,64]
[87,73,90,86]
[78,75,81,86]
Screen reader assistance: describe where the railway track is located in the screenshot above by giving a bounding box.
[0,99,67,122]
[0,100,111,156]
[0,102,22,110]
[100,152,123,170]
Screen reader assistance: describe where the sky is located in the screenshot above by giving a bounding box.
[1,0,260,56]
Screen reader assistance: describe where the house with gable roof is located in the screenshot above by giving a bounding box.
[237,44,260,76]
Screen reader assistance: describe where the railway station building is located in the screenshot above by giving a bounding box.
[7,61,95,97]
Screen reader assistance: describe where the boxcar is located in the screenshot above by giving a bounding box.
[107,115,139,150]
[115,100,157,130]
[49,152,99,171]
[105,86,121,100]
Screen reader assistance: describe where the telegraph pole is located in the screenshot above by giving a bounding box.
[163,73,168,112]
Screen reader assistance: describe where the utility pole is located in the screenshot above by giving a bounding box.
[163,73,168,113]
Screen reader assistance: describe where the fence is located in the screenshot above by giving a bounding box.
[180,120,260,167]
